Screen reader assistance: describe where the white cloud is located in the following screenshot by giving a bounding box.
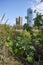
[33,2,43,13]
[35,0,41,3]
[32,1,43,19]
[28,0,41,8]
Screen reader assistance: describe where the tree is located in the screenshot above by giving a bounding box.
[25,16,29,20]
[34,12,43,29]
[23,23,32,32]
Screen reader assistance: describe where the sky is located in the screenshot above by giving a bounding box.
[0,0,42,25]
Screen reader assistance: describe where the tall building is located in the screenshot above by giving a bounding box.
[27,8,33,26]
[16,16,22,25]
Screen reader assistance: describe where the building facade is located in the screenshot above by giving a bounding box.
[16,16,22,25]
[27,8,33,26]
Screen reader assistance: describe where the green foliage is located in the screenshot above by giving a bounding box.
[10,31,36,63]
[0,14,43,65]
[34,12,43,28]
[26,54,34,63]
[6,36,13,53]
[23,23,32,32]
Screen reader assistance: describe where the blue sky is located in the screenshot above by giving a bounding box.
[0,0,40,25]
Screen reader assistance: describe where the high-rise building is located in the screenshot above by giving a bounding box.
[16,16,22,25]
[27,8,33,26]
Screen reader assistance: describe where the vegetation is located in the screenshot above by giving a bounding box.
[0,12,43,65]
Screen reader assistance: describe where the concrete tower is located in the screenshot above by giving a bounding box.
[16,16,22,25]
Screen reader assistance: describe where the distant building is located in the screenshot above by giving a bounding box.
[16,18,19,25]
[16,16,22,25]
[27,8,33,26]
